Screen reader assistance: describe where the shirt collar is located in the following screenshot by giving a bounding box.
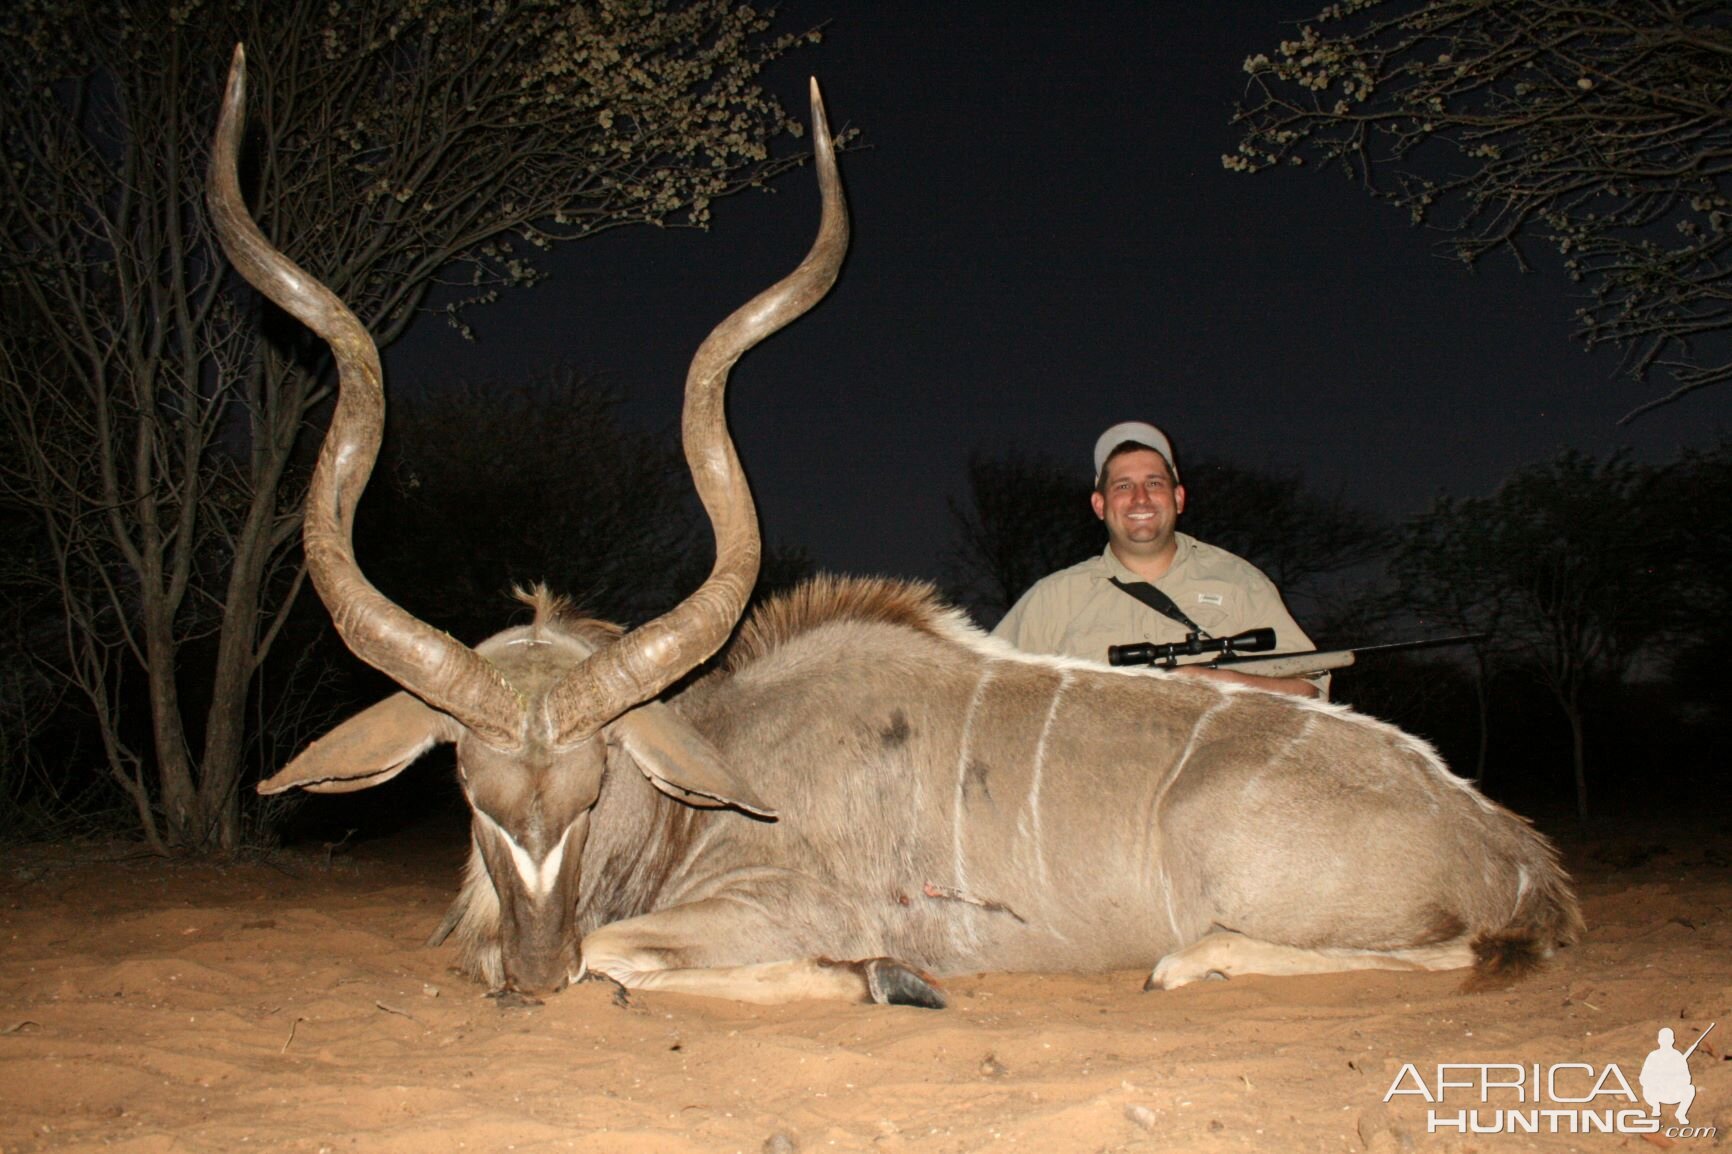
[1098,533,1196,584]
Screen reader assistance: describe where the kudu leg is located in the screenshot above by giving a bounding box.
[580,899,945,1008]
[1145,929,1477,990]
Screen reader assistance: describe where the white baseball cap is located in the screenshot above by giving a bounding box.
[1093,421,1178,482]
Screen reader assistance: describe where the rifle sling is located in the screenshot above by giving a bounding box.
[1108,577,1211,637]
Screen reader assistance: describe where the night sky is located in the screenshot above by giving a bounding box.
[389,2,1732,586]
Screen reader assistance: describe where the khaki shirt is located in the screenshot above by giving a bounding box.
[992,536,1327,696]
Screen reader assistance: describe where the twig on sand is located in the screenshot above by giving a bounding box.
[374,1000,421,1024]
[280,1015,307,1053]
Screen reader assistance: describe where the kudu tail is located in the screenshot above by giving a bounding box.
[1463,864,1584,992]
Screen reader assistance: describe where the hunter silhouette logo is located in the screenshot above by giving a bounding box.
[1383,1021,1718,1138]
[1641,1024,1713,1126]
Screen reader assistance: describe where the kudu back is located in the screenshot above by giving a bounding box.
[212,47,1579,1006]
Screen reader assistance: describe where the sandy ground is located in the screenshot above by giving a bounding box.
[1,818,1727,1154]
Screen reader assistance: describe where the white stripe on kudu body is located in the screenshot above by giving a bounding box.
[1159,694,1235,808]
[951,661,998,892]
[1020,669,1069,889]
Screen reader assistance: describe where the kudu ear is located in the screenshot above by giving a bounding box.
[608,701,777,819]
[259,692,461,795]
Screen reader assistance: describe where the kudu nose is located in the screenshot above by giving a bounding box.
[501,951,575,999]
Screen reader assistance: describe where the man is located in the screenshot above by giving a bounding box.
[992,421,1325,698]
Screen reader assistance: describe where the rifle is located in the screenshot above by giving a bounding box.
[1107,628,1276,669]
[1108,630,1486,678]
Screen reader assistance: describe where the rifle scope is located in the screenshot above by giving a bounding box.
[1107,627,1276,668]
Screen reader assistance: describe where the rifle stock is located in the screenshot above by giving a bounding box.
[1211,649,1357,679]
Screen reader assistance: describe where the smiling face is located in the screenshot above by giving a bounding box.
[1091,447,1186,574]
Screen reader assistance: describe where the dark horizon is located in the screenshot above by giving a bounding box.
[389,2,1732,586]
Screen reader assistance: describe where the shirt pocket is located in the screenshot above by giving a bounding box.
[1179,589,1238,636]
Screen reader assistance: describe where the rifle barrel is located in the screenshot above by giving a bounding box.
[1341,633,1488,659]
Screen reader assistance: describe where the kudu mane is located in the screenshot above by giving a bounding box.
[506,576,956,676]
[720,574,961,673]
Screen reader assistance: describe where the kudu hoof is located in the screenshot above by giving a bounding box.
[1144,961,1229,991]
[575,970,636,1009]
[862,958,947,1009]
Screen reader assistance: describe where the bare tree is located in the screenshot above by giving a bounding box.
[365,368,701,640]
[1397,451,1668,820]
[1179,458,1389,637]
[945,451,1102,625]
[361,367,821,649]
[1390,495,1515,782]
[1648,434,1732,721]
[1229,0,1732,419]
[0,0,823,852]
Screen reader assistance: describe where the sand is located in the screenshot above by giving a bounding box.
[2,819,1727,1153]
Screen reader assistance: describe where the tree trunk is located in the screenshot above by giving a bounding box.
[197,356,308,851]
[143,602,200,849]
[198,479,283,852]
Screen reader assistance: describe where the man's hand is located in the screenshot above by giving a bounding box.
[1169,664,1320,699]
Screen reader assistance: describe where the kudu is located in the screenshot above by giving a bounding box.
[212,48,1580,1007]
